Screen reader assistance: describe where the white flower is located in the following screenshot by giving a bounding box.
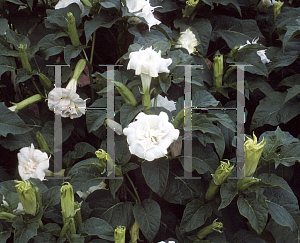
[13,202,24,216]
[127,46,172,92]
[257,50,271,64]
[151,95,176,112]
[238,37,260,51]
[18,144,50,181]
[76,182,107,200]
[175,28,199,54]
[126,0,161,30]
[55,0,84,11]
[123,112,179,161]
[158,241,175,243]
[47,78,87,119]
[258,0,277,12]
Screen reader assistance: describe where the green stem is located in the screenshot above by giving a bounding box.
[126,173,141,203]
[90,31,96,65]
[38,219,44,229]
[32,80,45,98]
[123,183,138,203]
[82,49,89,61]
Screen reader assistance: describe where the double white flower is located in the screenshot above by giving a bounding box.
[55,0,84,11]
[126,0,161,30]
[238,37,271,64]
[18,144,50,181]
[47,77,87,119]
[123,112,179,161]
[175,28,199,54]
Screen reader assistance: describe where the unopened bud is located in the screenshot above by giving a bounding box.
[19,44,32,72]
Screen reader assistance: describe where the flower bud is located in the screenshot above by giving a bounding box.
[213,54,223,87]
[31,183,42,213]
[114,226,126,243]
[74,201,82,227]
[38,73,53,90]
[205,160,234,201]
[72,59,86,81]
[244,133,266,178]
[182,0,199,18]
[129,221,140,243]
[67,12,81,47]
[95,149,107,168]
[114,81,137,107]
[19,44,32,72]
[80,0,92,7]
[237,177,261,191]
[197,219,223,240]
[15,180,37,215]
[36,131,51,154]
[0,211,16,220]
[8,94,42,112]
[227,45,240,60]
[273,0,283,21]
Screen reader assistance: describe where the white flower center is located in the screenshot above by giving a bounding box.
[24,159,37,174]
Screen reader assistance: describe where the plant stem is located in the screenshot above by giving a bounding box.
[126,173,141,203]
[32,79,45,98]
[90,31,96,65]
[123,183,138,203]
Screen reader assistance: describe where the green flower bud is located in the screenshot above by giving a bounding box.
[273,1,283,21]
[95,149,107,168]
[213,54,223,87]
[36,131,51,154]
[205,160,234,201]
[0,211,16,220]
[19,44,32,72]
[80,0,92,7]
[237,177,261,192]
[129,221,140,243]
[8,94,42,112]
[114,81,137,106]
[197,219,223,240]
[38,73,53,90]
[182,0,199,18]
[72,59,86,81]
[60,217,76,238]
[114,226,126,243]
[227,45,240,60]
[67,12,81,47]
[31,183,42,213]
[15,180,36,215]
[74,201,82,227]
[244,133,266,178]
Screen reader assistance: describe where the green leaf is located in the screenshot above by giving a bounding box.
[285,85,300,102]
[84,12,121,43]
[34,232,57,243]
[250,92,300,131]
[0,19,8,35]
[206,112,236,132]
[109,178,123,199]
[192,90,219,108]
[274,142,300,167]
[6,29,30,50]
[13,218,39,243]
[0,132,34,151]
[79,217,114,241]
[279,74,300,88]
[213,0,241,16]
[101,201,134,229]
[180,199,212,233]
[87,190,120,211]
[0,103,31,137]
[0,180,19,209]
[63,142,96,167]
[141,157,169,197]
[218,181,238,210]
[237,193,269,234]
[232,229,267,243]
[159,72,171,93]
[46,3,82,29]
[42,186,61,212]
[71,170,104,193]
[120,104,145,128]
[258,173,294,194]
[115,138,131,165]
[0,56,16,76]
[64,45,88,65]
[86,109,107,133]
[0,226,11,243]
[150,0,179,13]
[15,68,33,85]
[133,199,161,243]
[38,34,65,60]
[282,18,300,49]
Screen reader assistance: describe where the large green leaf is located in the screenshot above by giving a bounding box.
[13,218,39,243]
[64,45,88,65]
[6,29,30,50]
[79,217,114,241]
[0,132,34,151]
[213,0,241,16]
[141,157,169,197]
[86,109,107,133]
[180,199,212,233]
[63,142,96,167]
[0,180,19,209]
[192,90,219,108]
[274,143,300,168]
[232,229,267,243]
[84,12,121,43]
[258,173,294,194]
[120,104,145,128]
[250,92,300,131]
[237,193,269,234]
[42,186,62,212]
[0,56,16,76]
[219,180,238,210]
[133,199,161,243]
[38,34,65,60]
[0,18,8,35]
[282,18,300,49]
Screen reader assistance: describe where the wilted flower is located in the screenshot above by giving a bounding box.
[76,182,107,200]
[55,0,84,11]
[15,180,37,215]
[238,37,259,51]
[130,221,140,243]
[18,143,50,181]
[257,50,271,64]
[123,112,179,161]
[151,94,176,112]
[258,0,277,12]
[174,28,199,54]
[114,226,126,243]
[126,0,161,30]
[244,133,266,177]
[197,219,223,239]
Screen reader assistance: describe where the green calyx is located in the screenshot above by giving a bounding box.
[19,44,32,72]
[114,81,137,106]
[67,12,81,47]
[114,226,126,243]
[213,54,223,87]
[197,219,223,240]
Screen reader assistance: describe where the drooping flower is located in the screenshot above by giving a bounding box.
[174,28,199,54]
[244,133,266,177]
[123,112,179,161]
[257,49,271,64]
[18,144,50,181]
[126,0,161,30]
[151,94,176,112]
[238,37,260,51]
[76,182,107,200]
[55,0,84,11]
[127,46,172,93]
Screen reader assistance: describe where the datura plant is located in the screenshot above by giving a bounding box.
[0,0,300,242]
